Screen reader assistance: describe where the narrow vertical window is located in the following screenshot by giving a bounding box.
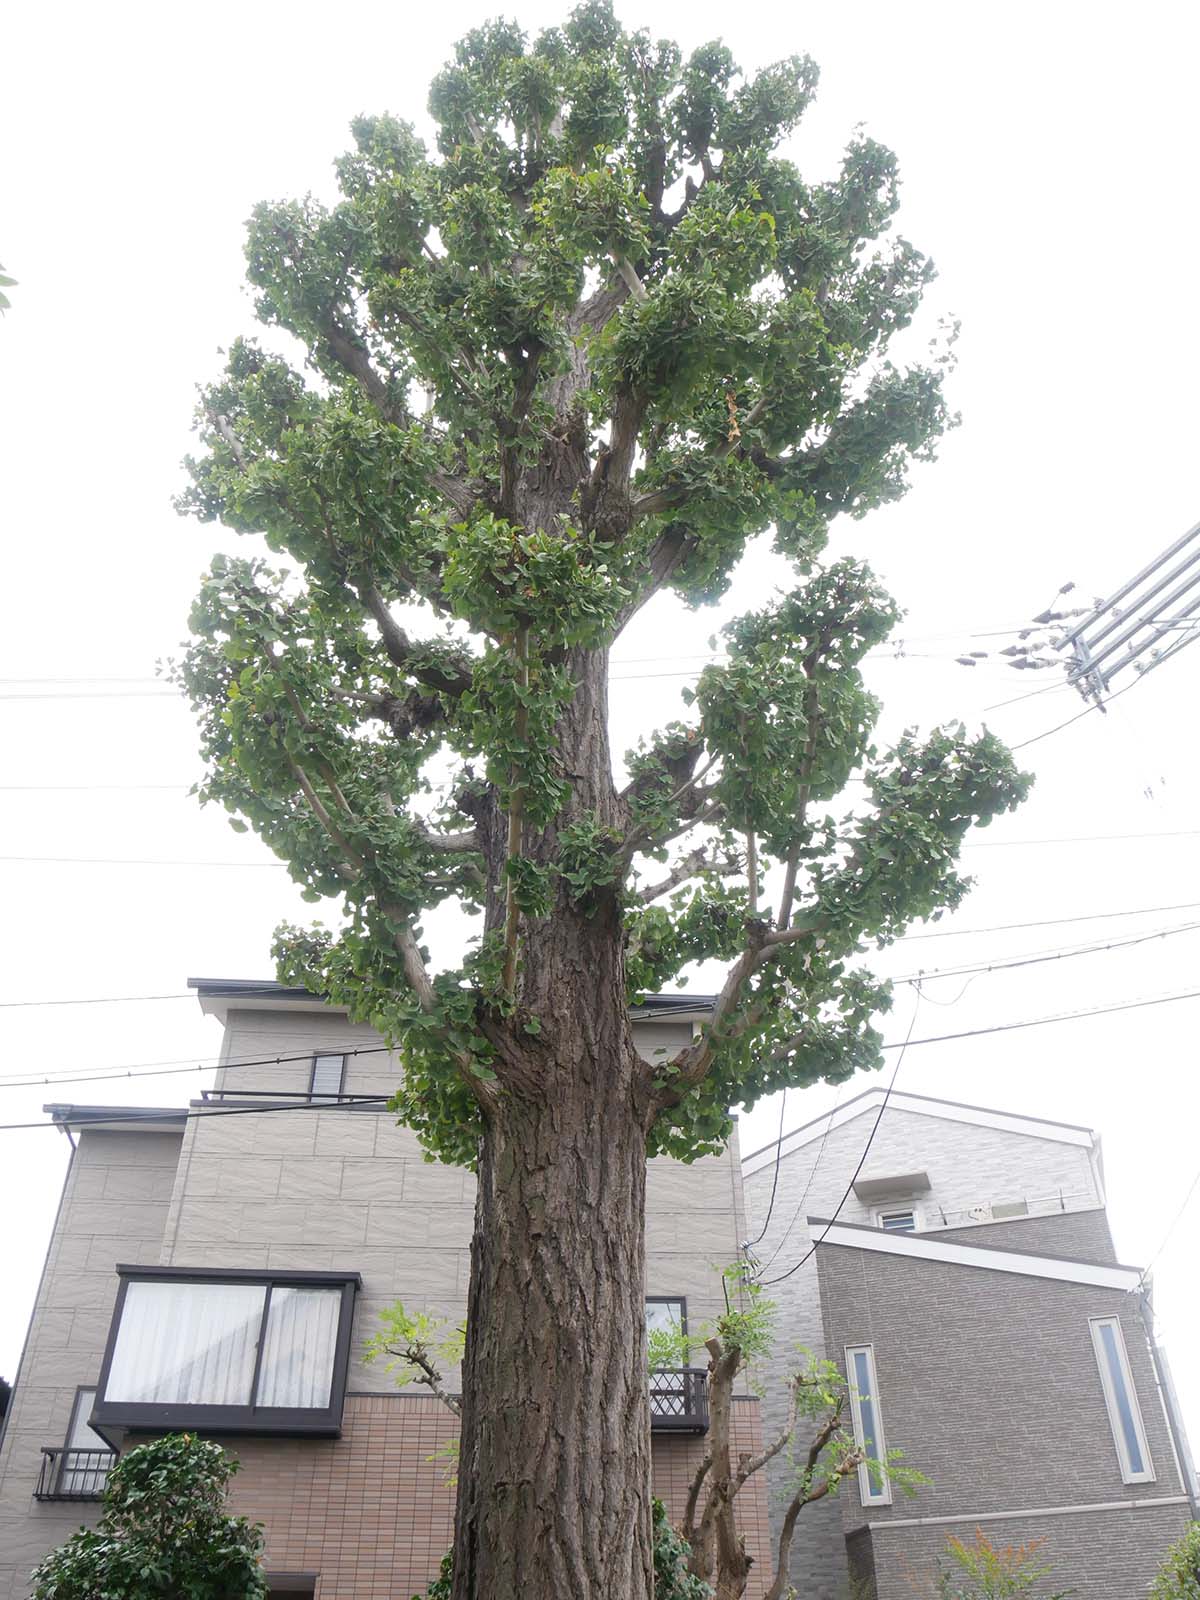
[309,1054,346,1099]
[845,1344,892,1505]
[1089,1316,1155,1483]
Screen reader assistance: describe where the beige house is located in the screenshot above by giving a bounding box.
[0,980,771,1600]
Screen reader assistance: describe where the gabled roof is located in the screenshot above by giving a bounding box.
[742,1086,1097,1180]
[189,977,716,1022]
[808,1215,1141,1291]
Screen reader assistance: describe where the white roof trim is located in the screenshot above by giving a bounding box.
[743,1088,1094,1178]
[813,1218,1142,1291]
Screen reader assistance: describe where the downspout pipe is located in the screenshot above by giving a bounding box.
[1139,1290,1200,1521]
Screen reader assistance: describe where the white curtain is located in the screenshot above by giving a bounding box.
[105,1281,265,1405]
[256,1286,341,1408]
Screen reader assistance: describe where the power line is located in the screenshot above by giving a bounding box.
[6,824,1200,875]
[1135,1164,1200,1291]
[965,827,1200,849]
[0,1093,393,1134]
[0,1041,397,1092]
[743,1089,789,1249]
[0,784,192,793]
[1011,675,1139,751]
[756,991,923,1286]
[877,984,1200,1052]
[904,898,1200,940]
[888,917,1200,986]
[752,1084,846,1278]
[4,985,1200,1129]
[0,856,285,869]
[0,1036,399,1086]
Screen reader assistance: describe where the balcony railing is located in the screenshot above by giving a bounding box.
[649,1368,709,1433]
[35,1447,116,1501]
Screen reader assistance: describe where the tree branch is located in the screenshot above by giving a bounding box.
[633,844,737,905]
[682,1452,713,1541]
[360,583,475,697]
[382,1340,462,1416]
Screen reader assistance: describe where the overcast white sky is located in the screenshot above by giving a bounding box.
[2,0,1198,1459]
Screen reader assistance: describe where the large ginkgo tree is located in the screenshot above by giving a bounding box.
[176,5,1027,1595]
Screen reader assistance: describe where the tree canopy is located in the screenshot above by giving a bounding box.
[176,0,1028,1169]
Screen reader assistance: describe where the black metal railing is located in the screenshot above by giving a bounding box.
[649,1368,709,1433]
[35,1447,116,1501]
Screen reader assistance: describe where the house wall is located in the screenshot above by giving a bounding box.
[216,1394,772,1600]
[0,1129,181,1600]
[741,1102,1106,1600]
[0,1000,760,1598]
[816,1240,1193,1599]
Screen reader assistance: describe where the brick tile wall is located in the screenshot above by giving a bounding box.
[220,1394,773,1599]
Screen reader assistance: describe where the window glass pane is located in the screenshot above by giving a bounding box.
[645,1300,684,1337]
[105,1281,265,1405]
[310,1055,345,1097]
[880,1211,915,1232]
[852,1350,879,1461]
[1099,1321,1145,1475]
[66,1390,106,1451]
[257,1287,341,1409]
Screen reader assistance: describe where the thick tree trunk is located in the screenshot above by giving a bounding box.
[451,645,656,1600]
[451,981,654,1599]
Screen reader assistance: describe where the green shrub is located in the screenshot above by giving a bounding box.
[29,1433,267,1599]
[1150,1523,1200,1600]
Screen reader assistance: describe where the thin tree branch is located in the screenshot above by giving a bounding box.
[611,253,647,303]
[382,1341,462,1416]
[777,677,821,931]
[682,1452,713,1540]
[634,845,737,905]
[360,583,474,697]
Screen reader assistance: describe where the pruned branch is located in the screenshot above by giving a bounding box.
[379,1339,462,1416]
[634,844,736,905]
[762,1408,862,1600]
[360,583,475,698]
[682,1451,713,1541]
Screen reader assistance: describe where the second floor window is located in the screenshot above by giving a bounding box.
[309,1054,346,1098]
[94,1268,360,1438]
[877,1208,917,1233]
[846,1343,892,1505]
[1089,1316,1155,1484]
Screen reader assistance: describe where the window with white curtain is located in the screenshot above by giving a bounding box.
[257,1287,341,1408]
[96,1269,359,1435]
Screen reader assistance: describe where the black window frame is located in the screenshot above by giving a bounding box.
[308,1052,347,1099]
[93,1265,362,1440]
[645,1295,689,1340]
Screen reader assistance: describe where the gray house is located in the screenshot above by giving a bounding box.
[743,1087,1198,1599]
[0,981,772,1600]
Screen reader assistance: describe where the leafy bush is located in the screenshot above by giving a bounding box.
[29,1433,267,1599]
[1150,1523,1200,1600]
[926,1529,1072,1598]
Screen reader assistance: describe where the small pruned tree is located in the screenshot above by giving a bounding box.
[661,1269,920,1600]
[901,1528,1073,1599]
[28,1433,267,1600]
[1150,1522,1200,1600]
[176,4,1030,1592]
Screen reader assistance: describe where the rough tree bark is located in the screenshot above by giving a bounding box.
[452,634,658,1598]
